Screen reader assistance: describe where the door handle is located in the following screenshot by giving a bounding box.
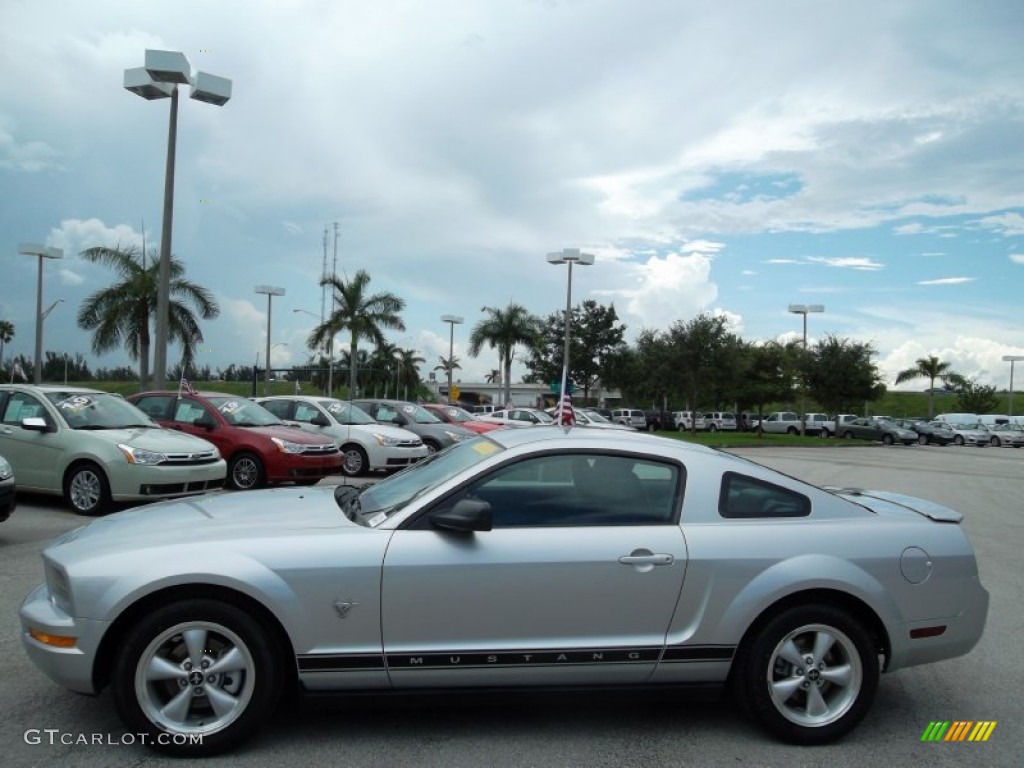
[618,554,673,566]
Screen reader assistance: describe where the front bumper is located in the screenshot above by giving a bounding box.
[266,452,345,482]
[20,583,108,695]
[108,460,227,502]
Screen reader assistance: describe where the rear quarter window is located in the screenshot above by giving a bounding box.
[719,471,810,519]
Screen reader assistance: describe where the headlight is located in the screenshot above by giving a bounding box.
[271,437,307,454]
[118,444,168,465]
[373,433,402,447]
[444,430,465,442]
[0,456,12,480]
[44,561,73,615]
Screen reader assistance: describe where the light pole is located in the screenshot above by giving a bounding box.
[1003,355,1024,416]
[546,248,595,422]
[255,286,285,395]
[125,50,232,389]
[788,304,825,436]
[18,243,64,385]
[440,315,464,403]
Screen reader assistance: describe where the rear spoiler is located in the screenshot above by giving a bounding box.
[825,487,963,523]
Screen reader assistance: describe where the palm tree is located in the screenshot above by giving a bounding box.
[485,369,501,384]
[0,319,14,374]
[310,270,405,399]
[77,245,219,387]
[468,303,539,406]
[396,348,424,400]
[894,355,964,417]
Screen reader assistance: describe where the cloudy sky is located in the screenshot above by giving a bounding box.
[2,0,1023,392]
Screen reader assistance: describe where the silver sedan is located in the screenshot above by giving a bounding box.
[20,427,988,756]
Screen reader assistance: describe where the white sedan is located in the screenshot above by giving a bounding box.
[477,407,554,427]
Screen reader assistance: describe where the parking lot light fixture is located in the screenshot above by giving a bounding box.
[255,286,286,395]
[547,249,595,422]
[18,243,64,385]
[1003,355,1024,416]
[440,315,464,404]
[788,304,825,436]
[125,49,232,390]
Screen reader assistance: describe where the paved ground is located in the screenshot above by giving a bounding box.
[0,444,1020,767]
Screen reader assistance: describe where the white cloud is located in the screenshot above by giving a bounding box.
[58,269,85,287]
[976,213,1024,237]
[46,219,145,257]
[917,277,975,285]
[1010,254,1024,265]
[0,121,63,172]
[807,256,885,271]
[283,221,303,236]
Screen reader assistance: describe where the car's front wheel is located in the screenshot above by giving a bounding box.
[341,444,369,477]
[991,437,1002,447]
[954,435,965,446]
[918,433,929,445]
[228,453,265,490]
[882,434,894,445]
[734,604,879,745]
[64,462,111,515]
[842,430,854,439]
[423,439,441,454]
[111,599,284,756]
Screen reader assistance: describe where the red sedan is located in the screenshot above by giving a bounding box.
[129,391,344,490]
[421,403,505,434]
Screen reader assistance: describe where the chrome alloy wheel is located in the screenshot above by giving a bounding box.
[134,621,256,737]
[766,623,863,728]
[231,456,261,489]
[69,468,103,512]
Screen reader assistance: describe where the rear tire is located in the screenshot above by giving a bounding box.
[111,599,283,756]
[882,434,894,445]
[842,430,854,440]
[954,435,965,446]
[733,604,879,745]
[918,433,929,445]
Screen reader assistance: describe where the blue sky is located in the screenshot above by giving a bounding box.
[2,0,1023,389]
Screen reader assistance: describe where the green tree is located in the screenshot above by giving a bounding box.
[0,319,14,374]
[894,355,965,417]
[42,351,92,383]
[953,378,1000,414]
[806,335,885,415]
[525,300,627,401]
[395,348,424,400]
[468,303,540,406]
[733,341,800,431]
[309,271,406,399]
[76,245,219,388]
[667,314,739,431]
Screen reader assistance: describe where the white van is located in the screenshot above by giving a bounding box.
[978,414,1010,426]
[934,412,980,425]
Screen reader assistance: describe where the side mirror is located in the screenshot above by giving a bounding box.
[22,416,53,433]
[310,412,330,427]
[193,415,216,430]
[430,498,492,532]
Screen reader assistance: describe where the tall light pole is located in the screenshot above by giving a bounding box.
[255,286,285,395]
[125,50,232,389]
[440,314,464,403]
[18,243,64,385]
[788,304,824,436]
[547,248,595,422]
[1003,355,1024,416]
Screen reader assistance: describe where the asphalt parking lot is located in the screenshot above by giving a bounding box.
[0,444,1020,767]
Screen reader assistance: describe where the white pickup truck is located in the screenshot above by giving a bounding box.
[755,412,858,436]
[812,413,859,438]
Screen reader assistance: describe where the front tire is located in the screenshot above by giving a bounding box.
[228,453,265,490]
[842,430,854,440]
[954,435,965,446]
[424,439,441,455]
[734,604,879,745]
[918,433,929,445]
[64,462,111,515]
[882,434,894,445]
[341,444,369,477]
[111,599,284,756]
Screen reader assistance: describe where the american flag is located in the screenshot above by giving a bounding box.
[178,377,197,397]
[555,392,575,426]
[12,361,28,382]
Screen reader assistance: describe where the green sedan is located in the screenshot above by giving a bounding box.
[0,385,226,514]
[838,417,918,445]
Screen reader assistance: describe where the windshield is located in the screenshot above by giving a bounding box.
[320,399,376,425]
[438,406,475,424]
[402,402,443,424]
[582,410,612,424]
[350,436,503,525]
[45,391,158,430]
[205,396,282,426]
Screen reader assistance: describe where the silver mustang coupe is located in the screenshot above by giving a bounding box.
[20,427,988,756]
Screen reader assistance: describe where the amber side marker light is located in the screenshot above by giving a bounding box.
[29,629,77,648]
[910,626,947,639]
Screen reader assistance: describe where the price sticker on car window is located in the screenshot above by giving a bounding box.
[367,512,389,527]
[402,405,415,414]
[327,403,345,414]
[473,442,500,456]
[57,395,93,411]
[219,401,240,415]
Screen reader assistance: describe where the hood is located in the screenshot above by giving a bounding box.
[828,488,963,523]
[351,423,422,441]
[45,486,363,561]
[86,426,217,453]
[244,423,337,445]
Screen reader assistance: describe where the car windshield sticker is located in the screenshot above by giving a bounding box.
[473,442,500,456]
[367,512,389,527]
[402,405,416,414]
[219,401,241,415]
[57,395,93,412]
[328,403,345,414]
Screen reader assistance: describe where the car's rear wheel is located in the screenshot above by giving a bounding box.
[991,437,1002,447]
[341,445,369,477]
[64,462,111,516]
[819,428,830,439]
[111,599,283,756]
[707,424,718,433]
[918,433,929,445]
[954,435,965,446]
[734,604,879,745]
[842,430,854,439]
[787,426,799,435]
[228,453,265,490]
[882,434,894,445]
